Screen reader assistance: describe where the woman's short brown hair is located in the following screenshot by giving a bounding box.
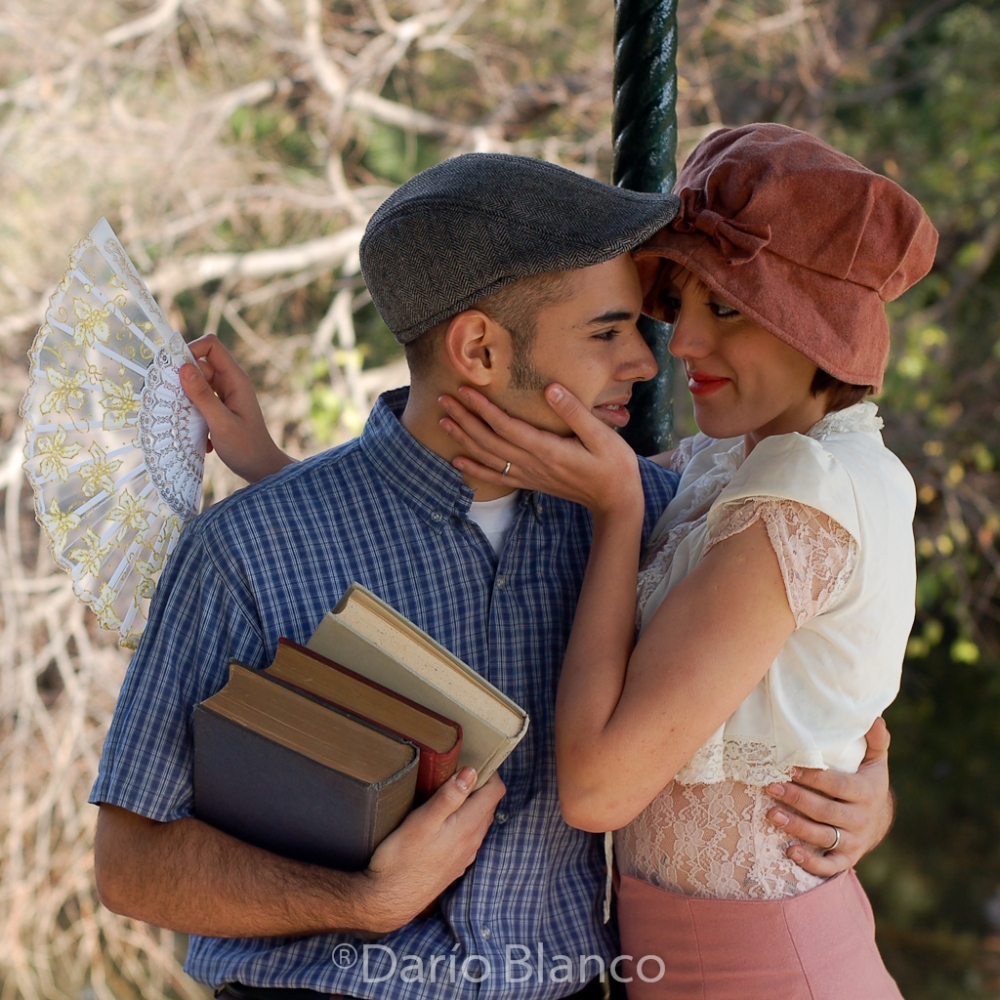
[811,368,873,412]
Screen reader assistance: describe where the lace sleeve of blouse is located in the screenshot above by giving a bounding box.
[660,435,697,473]
[704,498,858,628]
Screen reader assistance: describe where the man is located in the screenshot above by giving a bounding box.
[93,154,892,1000]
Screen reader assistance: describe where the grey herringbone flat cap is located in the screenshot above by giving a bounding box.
[359,153,681,343]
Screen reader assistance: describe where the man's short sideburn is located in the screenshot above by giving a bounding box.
[403,271,575,383]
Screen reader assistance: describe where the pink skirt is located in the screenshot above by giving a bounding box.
[616,869,904,1000]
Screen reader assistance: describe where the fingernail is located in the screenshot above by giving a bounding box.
[547,384,564,402]
[789,848,805,864]
[455,767,476,791]
[771,810,789,827]
[768,783,785,798]
[789,768,801,779]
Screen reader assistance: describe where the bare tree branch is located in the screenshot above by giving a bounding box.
[348,89,466,139]
[147,225,366,298]
[102,0,184,47]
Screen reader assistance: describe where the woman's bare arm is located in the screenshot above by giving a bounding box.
[556,518,794,830]
[180,334,295,483]
[439,384,890,872]
[440,384,794,828]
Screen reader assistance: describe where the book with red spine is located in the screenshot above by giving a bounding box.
[266,637,462,800]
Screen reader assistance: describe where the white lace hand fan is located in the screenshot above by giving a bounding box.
[22,219,207,648]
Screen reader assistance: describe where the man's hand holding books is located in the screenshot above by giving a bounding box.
[361,767,506,933]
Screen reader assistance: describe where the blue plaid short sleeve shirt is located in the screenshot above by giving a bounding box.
[91,388,679,1000]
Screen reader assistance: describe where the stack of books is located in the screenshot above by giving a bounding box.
[194,584,529,871]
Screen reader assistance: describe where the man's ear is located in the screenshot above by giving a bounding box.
[443,310,511,387]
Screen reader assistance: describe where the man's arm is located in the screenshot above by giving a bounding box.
[95,768,504,937]
[765,717,893,876]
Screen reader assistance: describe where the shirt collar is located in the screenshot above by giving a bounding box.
[362,388,545,528]
[361,387,477,531]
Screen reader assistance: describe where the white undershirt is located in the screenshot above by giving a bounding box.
[467,490,521,556]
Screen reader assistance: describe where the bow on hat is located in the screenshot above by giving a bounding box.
[672,189,771,263]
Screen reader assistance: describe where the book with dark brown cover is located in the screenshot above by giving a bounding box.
[193,663,418,871]
[265,638,462,800]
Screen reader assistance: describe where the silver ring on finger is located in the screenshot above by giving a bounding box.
[824,825,841,854]
[501,461,512,477]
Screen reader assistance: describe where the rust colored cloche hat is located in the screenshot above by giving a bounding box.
[635,123,939,390]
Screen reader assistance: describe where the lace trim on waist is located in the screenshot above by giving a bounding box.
[674,736,826,785]
[615,779,827,900]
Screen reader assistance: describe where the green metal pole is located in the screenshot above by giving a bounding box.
[613,0,678,456]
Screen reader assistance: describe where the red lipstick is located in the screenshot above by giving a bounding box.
[687,372,731,396]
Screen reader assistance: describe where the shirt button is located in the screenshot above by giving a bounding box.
[431,511,443,522]
[480,926,492,939]
[494,810,509,824]
[495,574,506,588]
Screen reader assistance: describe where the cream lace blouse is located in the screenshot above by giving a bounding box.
[614,402,916,901]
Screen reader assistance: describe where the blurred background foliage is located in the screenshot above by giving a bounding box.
[1,0,999,998]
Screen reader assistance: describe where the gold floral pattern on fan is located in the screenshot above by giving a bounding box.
[22,219,207,648]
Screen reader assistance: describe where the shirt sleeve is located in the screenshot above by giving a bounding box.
[89,520,267,821]
[704,498,858,628]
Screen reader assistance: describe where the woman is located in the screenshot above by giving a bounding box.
[435,124,937,998]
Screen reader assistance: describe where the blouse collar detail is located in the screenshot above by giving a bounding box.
[807,400,883,440]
